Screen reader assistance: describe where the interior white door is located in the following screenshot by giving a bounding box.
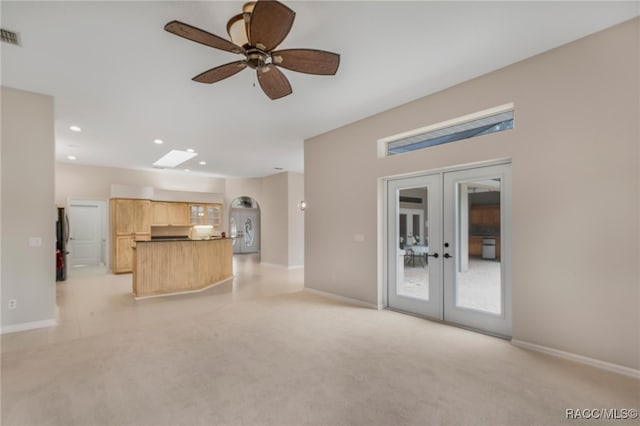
[443,164,511,337]
[387,174,442,319]
[69,204,100,266]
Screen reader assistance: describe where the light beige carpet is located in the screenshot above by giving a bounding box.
[2,289,638,426]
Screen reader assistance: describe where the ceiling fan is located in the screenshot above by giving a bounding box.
[165,0,340,100]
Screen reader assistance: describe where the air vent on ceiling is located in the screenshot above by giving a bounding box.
[1,29,20,46]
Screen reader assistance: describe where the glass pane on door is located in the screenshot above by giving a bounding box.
[442,163,511,337]
[397,189,429,300]
[455,179,502,315]
[387,173,442,320]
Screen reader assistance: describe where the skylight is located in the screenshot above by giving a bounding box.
[152,150,198,168]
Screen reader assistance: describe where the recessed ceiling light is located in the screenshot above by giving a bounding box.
[186,148,195,153]
[67,155,77,160]
[152,150,198,168]
[69,125,81,132]
[199,161,207,165]
[153,139,164,145]
[184,169,191,172]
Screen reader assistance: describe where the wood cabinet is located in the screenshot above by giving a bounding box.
[469,237,482,257]
[189,204,205,225]
[189,203,222,227]
[151,202,189,226]
[468,236,501,258]
[206,204,221,227]
[469,205,500,226]
[114,235,134,272]
[133,238,233,297]
[111,199,151,274]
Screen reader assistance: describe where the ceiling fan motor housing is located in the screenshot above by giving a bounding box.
[246,48,269,69]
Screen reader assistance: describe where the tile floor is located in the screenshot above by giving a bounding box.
[1,254,303,354]
[399,258,501,314]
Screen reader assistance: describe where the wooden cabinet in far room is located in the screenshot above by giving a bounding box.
[469,205,500,226]
[111,198,151,274]
[152,202,189,226]
[469,237,483,257]
[468,236,501,258]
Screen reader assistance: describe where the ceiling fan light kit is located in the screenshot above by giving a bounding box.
[165,0,340,100]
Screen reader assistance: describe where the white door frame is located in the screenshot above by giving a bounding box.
[383,160,512,337]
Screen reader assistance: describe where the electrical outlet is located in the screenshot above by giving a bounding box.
[8,299,17,310]
[28,237,42,247]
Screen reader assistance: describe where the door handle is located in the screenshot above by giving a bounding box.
[427,253,439,258]
[443,253,452,259]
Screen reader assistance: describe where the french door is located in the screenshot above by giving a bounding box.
[387,164,511,337]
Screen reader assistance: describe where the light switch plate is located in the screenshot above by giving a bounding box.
[29,237,42,247]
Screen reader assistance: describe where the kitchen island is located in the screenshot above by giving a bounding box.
[132,238,233,298]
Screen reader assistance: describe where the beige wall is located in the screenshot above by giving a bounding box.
[304,19,639,369]
[287,172,305,267]
[56,163,226,206]
[225,172,304,267]
[261,173,289,266]
[1,87,56,329]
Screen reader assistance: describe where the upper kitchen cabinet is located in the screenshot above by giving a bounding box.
[206,204,222,227]
[189,203,222,226]
[152,202,189,226]
[113,199,151,235]
[189,204,205,225]
[469,205,500,226]
[168,203,189,226]
[133,200,151,233]
[114,199,134,234]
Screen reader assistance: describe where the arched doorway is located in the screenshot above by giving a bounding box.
[229,196,261,255]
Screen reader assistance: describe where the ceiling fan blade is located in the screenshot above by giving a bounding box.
[271,49,340,75]
[193,61,248,84]
[257,64,292,100]
[249,1,295,52]
[165,20,244,54]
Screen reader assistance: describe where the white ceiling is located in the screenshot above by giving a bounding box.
[2,1,638,178]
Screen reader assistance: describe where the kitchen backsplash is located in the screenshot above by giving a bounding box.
[190,225,215,240]
[151,226,191,237]
[469,225,500,236]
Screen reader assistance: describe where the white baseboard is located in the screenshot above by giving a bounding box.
[304,287,383,310]
[511,339,640,379]
[1,318,57,335]
[260,262,304,270]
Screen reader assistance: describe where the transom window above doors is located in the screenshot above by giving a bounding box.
[378,103,514,157]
